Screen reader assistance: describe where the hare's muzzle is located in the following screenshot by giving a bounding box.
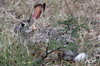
[14,25,20,33]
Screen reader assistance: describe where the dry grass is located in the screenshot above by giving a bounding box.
[0,0,100,66]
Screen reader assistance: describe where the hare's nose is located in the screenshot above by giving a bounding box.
[14,26,19,33]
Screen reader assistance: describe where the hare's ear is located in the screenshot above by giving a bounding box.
[32,3,46,20]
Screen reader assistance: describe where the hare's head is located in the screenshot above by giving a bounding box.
[14,3,46,34]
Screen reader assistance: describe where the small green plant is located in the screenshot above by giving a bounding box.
[48,39,64,50]
[57,17,90,38]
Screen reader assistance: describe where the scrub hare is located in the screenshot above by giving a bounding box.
[14,3,73,45]
[14,3,88,63]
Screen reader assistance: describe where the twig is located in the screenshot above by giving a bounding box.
[63,0,73,16]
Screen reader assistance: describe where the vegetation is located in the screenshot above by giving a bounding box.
[0,0,100,66]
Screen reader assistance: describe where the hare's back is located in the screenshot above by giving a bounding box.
[32,27,74,44]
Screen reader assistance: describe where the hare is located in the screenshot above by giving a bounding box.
[14,3,88,64]
[14,3,74,46]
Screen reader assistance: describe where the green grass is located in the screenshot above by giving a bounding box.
[0,23,33,66]
[0,16,99,66]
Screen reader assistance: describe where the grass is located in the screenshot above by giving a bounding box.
[0,16,99,66]
[0,25,33,66]
[0,0,100,66]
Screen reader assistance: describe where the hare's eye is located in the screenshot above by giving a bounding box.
[21,23,25,27]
